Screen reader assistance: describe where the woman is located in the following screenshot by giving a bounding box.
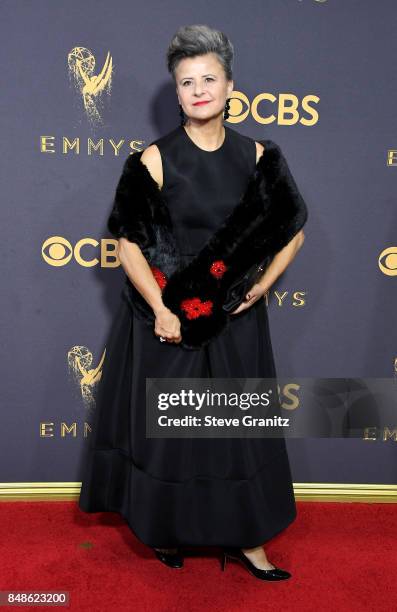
[79,24,307,581]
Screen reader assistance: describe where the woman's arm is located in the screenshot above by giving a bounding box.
[118,237,181,342]
[254,140,306,292]
[116,146,182,342]
[116,144,167,315]
[117,238,167,316]
[257,230,305,294]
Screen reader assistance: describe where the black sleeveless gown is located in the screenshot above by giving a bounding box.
[78,124,297,548]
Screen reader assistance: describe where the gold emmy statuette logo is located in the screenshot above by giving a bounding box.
[67,346,106,413]
[378,247,397,276]
[67,47,113,125]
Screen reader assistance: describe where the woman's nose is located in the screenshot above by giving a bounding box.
[194,85,206,96]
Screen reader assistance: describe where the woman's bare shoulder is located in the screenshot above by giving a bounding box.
[254,141,265,164]
[140,144,163,190]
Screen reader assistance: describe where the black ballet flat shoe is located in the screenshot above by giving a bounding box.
[221,547,291,581]
[153,548,184,569]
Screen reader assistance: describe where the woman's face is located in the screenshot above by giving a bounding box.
[175,52,233,123]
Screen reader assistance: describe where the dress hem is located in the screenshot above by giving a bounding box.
[79,445,297,549]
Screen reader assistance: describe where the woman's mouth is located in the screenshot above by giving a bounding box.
[193,101,210,106]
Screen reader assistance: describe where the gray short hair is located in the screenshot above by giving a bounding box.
[166,24,234,82]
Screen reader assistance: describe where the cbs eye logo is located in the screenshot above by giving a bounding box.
[41,236,119,267]
[378,247,397,276]
[227,90,319,125]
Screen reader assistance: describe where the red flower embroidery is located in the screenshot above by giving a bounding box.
[180,297,213,320]
[150,266,168,290]
[210,259,227,279]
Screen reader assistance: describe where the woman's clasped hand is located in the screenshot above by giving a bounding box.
[154,306,183,343]
[229,283,268,315]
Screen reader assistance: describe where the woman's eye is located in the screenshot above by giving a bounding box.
[182,78,214,86]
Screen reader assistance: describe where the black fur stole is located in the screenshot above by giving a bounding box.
[107,139,308,350]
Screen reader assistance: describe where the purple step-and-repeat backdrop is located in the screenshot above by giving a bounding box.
[1,0,396,486]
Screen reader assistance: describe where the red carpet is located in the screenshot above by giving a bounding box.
[0,501,396,611]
